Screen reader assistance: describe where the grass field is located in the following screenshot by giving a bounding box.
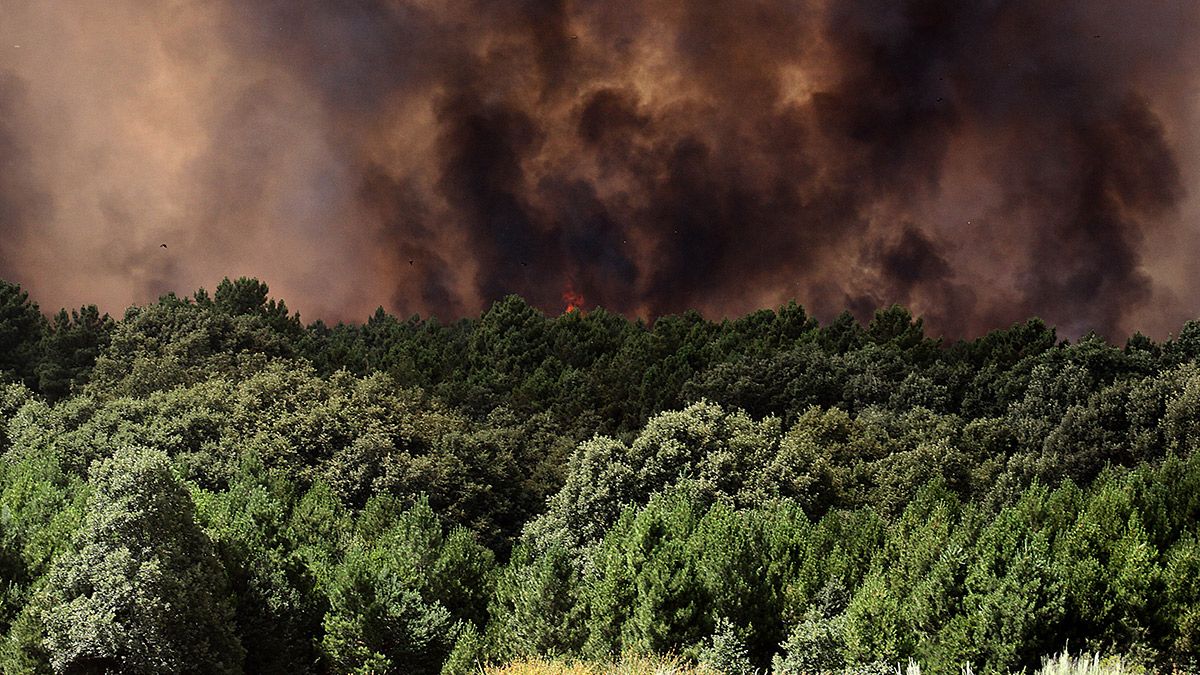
[485,651,1172,675]
[486,654,717,674]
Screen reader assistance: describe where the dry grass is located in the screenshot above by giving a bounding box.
[485,654,718,675]
[1034,652,1145,675]
[486,651,1169,675]
[896,652,1145,675]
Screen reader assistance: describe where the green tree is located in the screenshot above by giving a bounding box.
[195,456,325,674]
[488,541,587,662]
[37,447,243,673]
[35,306,113,401]
[935,486,1067,672]
[320,499,492,674]
[0,281,46,389]
[584,485,714,659]
[773,616,847,674]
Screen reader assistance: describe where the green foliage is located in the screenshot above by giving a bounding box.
[36,306,113,401]
[193,456,325,673]
[488,541,587,662]
[697,617,754,675]
[2,278,1200,673]
[37,448,242,673]
[442,619,488,675]
[508,453,1200,672]
[87,285,298,398]
[772,616,847,674]
[0,281,46,390]
[320,498,494,674]
[613,486,710,656]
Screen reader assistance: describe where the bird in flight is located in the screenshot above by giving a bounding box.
[160,243,167,249]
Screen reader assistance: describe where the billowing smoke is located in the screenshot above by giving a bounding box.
[2,0,1199,337]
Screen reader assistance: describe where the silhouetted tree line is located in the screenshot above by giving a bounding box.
[0,277,1197,673]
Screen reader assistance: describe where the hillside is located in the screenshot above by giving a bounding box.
[0,277,1197,673]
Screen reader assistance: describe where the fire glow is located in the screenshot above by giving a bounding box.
[563,286,585,314]
[1,1,1198,339]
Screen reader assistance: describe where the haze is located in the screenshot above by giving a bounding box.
[2,0,1200,338]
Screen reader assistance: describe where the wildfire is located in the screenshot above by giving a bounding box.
[563,286,585,314]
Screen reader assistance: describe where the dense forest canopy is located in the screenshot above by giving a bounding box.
[0,276,1199,673]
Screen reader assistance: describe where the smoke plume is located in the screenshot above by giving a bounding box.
[2,0,1199,337]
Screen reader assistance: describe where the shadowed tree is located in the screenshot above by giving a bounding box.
[0,281,46,389]
[35,306,113,401]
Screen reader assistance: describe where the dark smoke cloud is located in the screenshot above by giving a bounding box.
[2,0,1199,337]
[0,73,43,277]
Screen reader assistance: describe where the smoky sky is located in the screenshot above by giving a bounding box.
[2,0,1200,338]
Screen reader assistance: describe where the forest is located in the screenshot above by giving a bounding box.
[0,276,1197,674]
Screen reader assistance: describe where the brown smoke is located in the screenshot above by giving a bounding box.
[2,0,1199,338]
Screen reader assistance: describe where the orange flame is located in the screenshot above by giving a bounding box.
[563,285,585,314]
